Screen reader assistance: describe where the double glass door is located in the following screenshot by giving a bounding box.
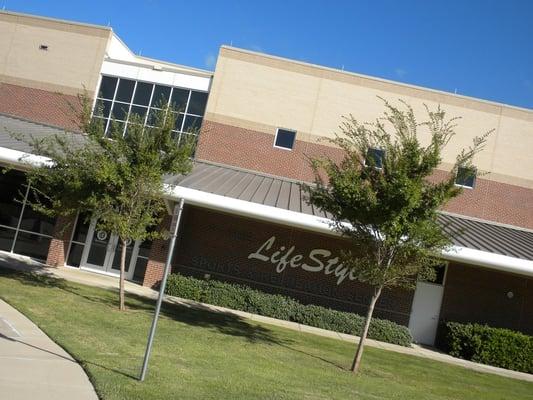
[80,219,140,280]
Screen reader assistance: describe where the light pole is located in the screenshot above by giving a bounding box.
[139,198,185,381]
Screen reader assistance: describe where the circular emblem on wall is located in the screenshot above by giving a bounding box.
[96,230,108,241]
[124,238,132,247]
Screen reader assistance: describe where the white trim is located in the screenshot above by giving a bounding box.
[0,147,52,168]
[101,60,211,92]
[164,185,533,278]
[273,128,296,151]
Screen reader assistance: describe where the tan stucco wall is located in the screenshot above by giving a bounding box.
[0,11,110,96]
[207,47,533,187]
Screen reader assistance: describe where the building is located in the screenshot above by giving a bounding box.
[0,10,532,346]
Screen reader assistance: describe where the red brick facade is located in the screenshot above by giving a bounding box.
[46,215,76,267]
[0,83,82,131]
[196,120,344,182]
[440,263,533,335]
[142,215,172,288]
[169,205,414,325]
[196,119,533,229]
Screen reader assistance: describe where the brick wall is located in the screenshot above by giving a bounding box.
[196,119,533,229]
[168,205,414,325]
[440,263,533,335]
[196,120,344,182]
[0,83,82,131]
[142,215,172,288]
[46,215,76,267]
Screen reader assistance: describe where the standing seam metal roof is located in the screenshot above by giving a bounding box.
[175,161,533,261]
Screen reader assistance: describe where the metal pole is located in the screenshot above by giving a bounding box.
[139,198,185,381]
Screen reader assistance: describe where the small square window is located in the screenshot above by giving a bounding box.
[274,129,296,150]
[455,166,476,188]
[365,148,384,169]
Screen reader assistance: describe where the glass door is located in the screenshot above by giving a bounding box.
[80,219,140,280]
[108,237,141,280]
[82,220,112,273]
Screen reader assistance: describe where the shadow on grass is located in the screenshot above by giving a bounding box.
[0,267,291,352]
[0,268,358,380]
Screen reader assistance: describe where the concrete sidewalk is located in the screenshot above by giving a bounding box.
[0,299,98,400]
[1,250,532,383]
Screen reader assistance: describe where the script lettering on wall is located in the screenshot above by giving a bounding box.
[248,236,357,285]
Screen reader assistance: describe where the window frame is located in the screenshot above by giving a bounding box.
[364,147,385,169]
[273,128,297,151]
[454,166,477,189]
[93,74,208,139]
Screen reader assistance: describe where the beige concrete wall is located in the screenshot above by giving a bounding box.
[0,11,111,96]
[207,47,533,187]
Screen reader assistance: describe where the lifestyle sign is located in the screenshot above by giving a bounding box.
[248,236,357,285]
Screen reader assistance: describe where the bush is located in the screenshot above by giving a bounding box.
[437,321,533,373]
[165,273,412,346]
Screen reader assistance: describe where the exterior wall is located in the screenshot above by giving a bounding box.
[197,120,533,229]
[0,11,110,96]
[142,215,171,288]
[204,47,533,188]
[46,215,76,267]
[167,205,414,325]
[197,46,533,228]
[0,11,111,130]
[440,263,533,335]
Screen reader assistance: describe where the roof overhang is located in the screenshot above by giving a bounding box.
[1,145,532,278]
[165,184,533,278]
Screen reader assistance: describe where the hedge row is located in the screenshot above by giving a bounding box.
[437,321,533,374]
[165,273,412,347]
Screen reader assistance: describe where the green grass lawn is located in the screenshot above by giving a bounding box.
[0,269,531,400]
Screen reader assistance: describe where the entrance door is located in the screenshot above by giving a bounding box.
[80,219,140,280]
[408,281,445,346]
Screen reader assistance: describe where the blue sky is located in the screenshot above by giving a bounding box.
[4,0,533,108]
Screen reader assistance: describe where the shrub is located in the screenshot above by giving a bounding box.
[437,321,533,373]
[165,273,412,346]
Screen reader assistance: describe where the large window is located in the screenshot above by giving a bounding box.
[94,75,208,143]
[0,170,55,261]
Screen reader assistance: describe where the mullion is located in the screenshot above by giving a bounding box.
[106,76,121,135]
[10,183,31,253]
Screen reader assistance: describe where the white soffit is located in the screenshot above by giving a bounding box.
[100,60,211,92]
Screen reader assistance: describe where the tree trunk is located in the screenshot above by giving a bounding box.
[119,238,127,311]
[350,285,383,374]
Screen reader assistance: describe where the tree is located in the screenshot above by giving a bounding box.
[18,97,194,310]
[306,99,491,374]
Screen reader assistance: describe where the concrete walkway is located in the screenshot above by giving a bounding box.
[0,299,98,400]
[1,250,532,384]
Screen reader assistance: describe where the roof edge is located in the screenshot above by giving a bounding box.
[165,185,533,276]
[0,9,111,32]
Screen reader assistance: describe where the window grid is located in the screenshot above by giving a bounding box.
[0,178,54,261]
[95,75,207,139]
